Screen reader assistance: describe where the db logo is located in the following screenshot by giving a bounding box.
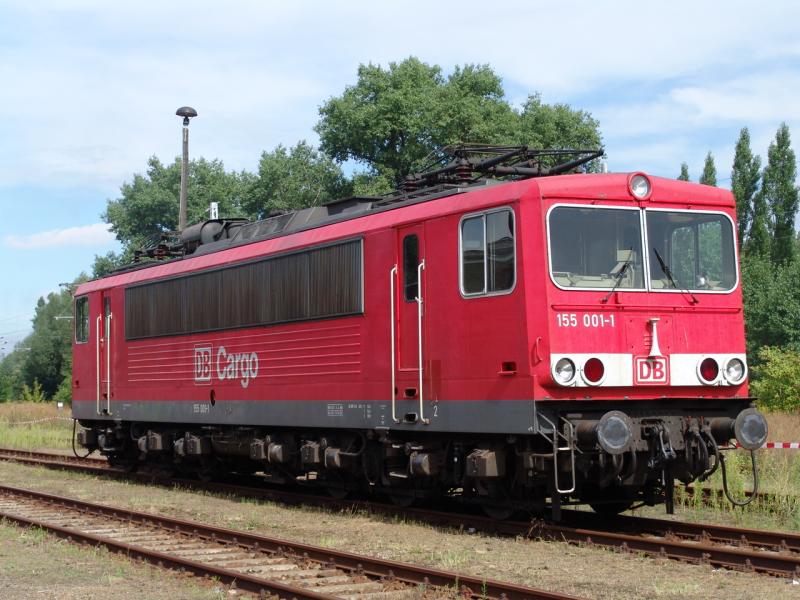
[194,346,212,383]
[634,356,669,385]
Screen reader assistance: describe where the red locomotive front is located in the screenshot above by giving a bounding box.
[72,148,767,517]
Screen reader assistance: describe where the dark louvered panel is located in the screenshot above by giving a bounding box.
[125,239,363,340]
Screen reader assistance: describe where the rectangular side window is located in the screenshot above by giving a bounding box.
[75,296,89,343]
[487,210,515,292]
[403,235,419,301]
[461,208,515,297]
[461,216,485,294]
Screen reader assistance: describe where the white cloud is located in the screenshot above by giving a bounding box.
[4,223,115,249]
[0,0,798,192]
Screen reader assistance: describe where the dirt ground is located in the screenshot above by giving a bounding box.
[0,461,798,600]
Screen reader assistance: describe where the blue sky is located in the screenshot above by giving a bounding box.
[1,0,799,350]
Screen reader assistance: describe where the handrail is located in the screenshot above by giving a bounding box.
[95,315,101,415]
[105,313,112,415]
[416,260,429,424]
[389,265,399,423]
[537,412,576,494]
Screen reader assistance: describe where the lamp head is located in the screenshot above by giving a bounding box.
[176,106,198,126]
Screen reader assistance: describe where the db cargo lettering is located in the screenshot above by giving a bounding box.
[216,346,259,388]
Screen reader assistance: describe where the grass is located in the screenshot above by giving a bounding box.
[669,411,800,529]
[0,402,73,449]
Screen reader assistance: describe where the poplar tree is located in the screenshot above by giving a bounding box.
[762,123,798,265]
[731,128,761,247]
[747,190,772,258]
[699,151,717,186]
[678,162,690,181]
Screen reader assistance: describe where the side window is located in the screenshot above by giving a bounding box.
[403,235,419,301]
[460,208,515,296]
[487,210,515,291]
[75,296,89,343]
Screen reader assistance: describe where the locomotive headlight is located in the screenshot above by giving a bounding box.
[553,358,576,385]
[628,173,652,200]
[723,358,746,384]
[734,408,768,450]
[597,410,633,455]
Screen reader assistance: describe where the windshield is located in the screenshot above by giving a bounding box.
[646,211,737,292]
[549,206,645,289]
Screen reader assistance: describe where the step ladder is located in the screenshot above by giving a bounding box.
[537,413,578,495]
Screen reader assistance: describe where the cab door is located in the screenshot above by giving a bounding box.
[391,224,428,423]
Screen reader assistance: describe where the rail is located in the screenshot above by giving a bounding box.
[0,482,576,600]
[2,448,798,578]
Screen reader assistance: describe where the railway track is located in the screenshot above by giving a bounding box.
[2,448,800,579]
[0,483,572,600]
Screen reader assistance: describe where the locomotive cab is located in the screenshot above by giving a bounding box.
[534,172,767,514]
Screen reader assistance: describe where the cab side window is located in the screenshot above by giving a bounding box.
[75,296,89,343]
[460,208,516,297]
[403,235,419,301]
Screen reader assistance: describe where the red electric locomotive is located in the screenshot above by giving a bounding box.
[72,147,767,518]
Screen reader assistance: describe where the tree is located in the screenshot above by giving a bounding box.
[731,128,761,247]
[678,163,690,181]
[742,254,800,354]
[19,291,74,399]
[242,141,351,220]
[747,190,772,258]
[0,275,88,402]
[103,156,253,252]
[513,94,602,155]
[92,252,125,278]
[699,151,717,186]
[0,351,24,401]
[316,57,602,183]
[761,123,798,265]
[750,346,800,412]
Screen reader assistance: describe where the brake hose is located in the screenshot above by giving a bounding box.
[719,449,758,507]
[71,418,95,459]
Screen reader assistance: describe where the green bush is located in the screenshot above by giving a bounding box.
[750,346,800,411]
[20,379,45,403]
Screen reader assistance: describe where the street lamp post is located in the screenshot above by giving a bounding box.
[175,106,198,232]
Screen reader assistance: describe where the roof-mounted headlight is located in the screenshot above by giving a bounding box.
[628,173,652,200]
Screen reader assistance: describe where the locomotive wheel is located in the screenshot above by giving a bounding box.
[387,492,415,508]
[326,486,349,499]
[481,503,516,520]
[588,499,634,516]
[107,454,137,473]
[585,487,635,516]
[474,479,516,519]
